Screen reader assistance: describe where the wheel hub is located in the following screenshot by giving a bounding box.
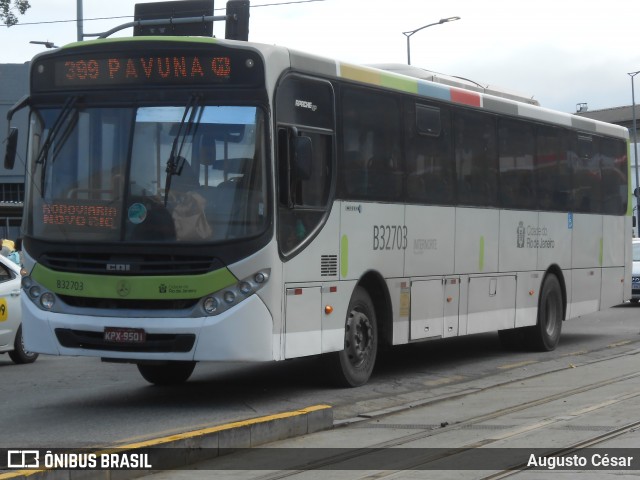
[346,310,372,366]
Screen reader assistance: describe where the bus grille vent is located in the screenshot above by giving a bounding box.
[321,255,338,277]
[39,252,220,276]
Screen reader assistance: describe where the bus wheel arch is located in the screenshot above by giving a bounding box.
[358,271,393,348]
[328,271,390,387]
[526,267,565,351]
[545,265,567,320]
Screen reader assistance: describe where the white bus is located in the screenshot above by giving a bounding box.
[4,27,631,387]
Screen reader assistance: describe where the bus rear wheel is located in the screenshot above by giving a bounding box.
[329,286,378,387]
[526,274,563,351]
[137,361,196,385]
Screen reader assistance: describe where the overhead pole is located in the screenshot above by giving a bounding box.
[77,0,84,41]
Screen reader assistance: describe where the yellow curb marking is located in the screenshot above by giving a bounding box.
[0,404,332,479]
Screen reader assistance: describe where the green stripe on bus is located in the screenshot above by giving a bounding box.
[380,73,418,94]
[479,236,485,271]
[30,264,237,300]
[341,234,349,278]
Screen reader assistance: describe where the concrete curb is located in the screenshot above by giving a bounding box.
[0,404,333,480]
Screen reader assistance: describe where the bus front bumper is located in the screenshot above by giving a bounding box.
[21,294,275,362]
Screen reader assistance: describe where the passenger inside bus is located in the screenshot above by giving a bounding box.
[167,158,213,241]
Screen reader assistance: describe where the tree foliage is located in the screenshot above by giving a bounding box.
[1,0,30,27]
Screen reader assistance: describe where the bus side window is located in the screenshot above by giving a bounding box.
[278,129,333,254]
[454,111,498,207]
[406,103,453,205]
[571,134,602,213]
[340,87,402,201]
[498,119,535,210]
[600,137,628,215]
[535,127,570,211]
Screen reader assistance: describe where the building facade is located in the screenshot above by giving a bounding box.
[0,63,29,241]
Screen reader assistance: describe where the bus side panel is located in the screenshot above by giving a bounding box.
[601,267,625,309]
[571,214,603,268]
[340,202,405,280]
[281,206,342,358]
[454,208,499,275]
[405,206,455,277]
[537,212,572,271]
[466,275,516,334]
[515,271,541,328]
[567,213,603,318]
[569,214,603,318]
[570,268,602,318]
[602,215,625,267]
[537,211,573,320]
[321,280,356,353]
[498,210,538,273]
[601,215,626,309]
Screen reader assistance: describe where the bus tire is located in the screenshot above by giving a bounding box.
[8,325,39,364]
[526,274,563,351]
[329,286,378,387]
[137,361,196,385]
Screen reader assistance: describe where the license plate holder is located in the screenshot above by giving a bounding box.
[104,327,146,344]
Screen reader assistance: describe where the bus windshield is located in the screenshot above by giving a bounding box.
[25,103,268,244]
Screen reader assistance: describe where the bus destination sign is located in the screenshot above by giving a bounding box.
[58,55,230,87]
[32,49,263,91]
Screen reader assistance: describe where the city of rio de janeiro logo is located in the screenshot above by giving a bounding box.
[517,221,525,248]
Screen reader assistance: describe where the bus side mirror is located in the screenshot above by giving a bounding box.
[4,128,18,170]
[293,136,312,180]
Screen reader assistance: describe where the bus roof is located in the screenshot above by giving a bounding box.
[283,46,628,140]
[368,63,540,107]
[37,36,629,141]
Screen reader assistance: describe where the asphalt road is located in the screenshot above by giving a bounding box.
[1,302,639,449]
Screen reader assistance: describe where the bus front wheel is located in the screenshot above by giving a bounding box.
[137,361,196,385]
[527,274,563,351]
[329,286,378,387]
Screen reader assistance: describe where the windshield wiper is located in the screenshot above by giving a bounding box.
[163,95,203,205]
[36,96,79,197]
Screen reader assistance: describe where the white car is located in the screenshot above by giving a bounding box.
[0,254,38,363]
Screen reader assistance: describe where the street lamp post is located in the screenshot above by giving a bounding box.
[629,71,640,234]
[402,16,460,66]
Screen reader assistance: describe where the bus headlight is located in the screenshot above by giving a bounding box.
[223,291,236,304]
[201,268,270,316]
[40,292,56,310]
[203,297,218,314]
[239,282,253,295]
[23,275,57,310]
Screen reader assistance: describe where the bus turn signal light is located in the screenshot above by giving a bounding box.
[325,305,334,315]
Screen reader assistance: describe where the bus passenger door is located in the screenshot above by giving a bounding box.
[284,286,321,358]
